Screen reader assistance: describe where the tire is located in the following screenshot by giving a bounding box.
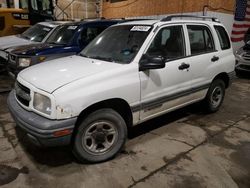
[235,69,242,78]
[72,108,127,163]
[203,79,225,113]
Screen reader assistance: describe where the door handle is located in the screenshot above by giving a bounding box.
[178,63,190,70]
[211,56,219,62]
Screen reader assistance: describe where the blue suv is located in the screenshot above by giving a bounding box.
[7,20,119,77]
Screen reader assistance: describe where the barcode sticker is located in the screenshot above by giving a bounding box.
[131,26,151,32]
[68,26,78,30]
[43,28,51,31]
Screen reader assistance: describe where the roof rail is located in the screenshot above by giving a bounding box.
[161,15,220,23]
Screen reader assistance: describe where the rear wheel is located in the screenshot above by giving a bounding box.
[73,108,127,163]
[203,79,225,113]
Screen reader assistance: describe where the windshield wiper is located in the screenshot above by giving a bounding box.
[89,56,115,62]
[20,35,30,40]
[47,41,64,45]
[79,54,89,58]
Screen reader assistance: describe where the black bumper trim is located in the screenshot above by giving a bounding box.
[7,90,77,146]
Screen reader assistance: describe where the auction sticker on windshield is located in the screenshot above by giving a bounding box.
[43,28,51,31]
[68,26,78,30]
[131,26,151,32]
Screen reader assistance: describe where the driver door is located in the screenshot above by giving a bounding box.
[139,25,193,121]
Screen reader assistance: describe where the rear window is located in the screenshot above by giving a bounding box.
[214,26,231,50]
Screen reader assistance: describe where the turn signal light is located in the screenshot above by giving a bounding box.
[53,129,72,137]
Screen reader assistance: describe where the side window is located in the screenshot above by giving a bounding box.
[146,25,185,61]
[20,0,28,9]
[79,26,107,46]
[187,25,215,55]
[214,25,231,50]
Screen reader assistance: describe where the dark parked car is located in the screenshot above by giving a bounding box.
[7,20,119,77]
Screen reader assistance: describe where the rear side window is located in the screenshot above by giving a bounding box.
[214,26,231,50]
[187,25,215,55]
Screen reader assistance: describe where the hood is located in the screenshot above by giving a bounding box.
[0,35,34,51]
[18,55,122,93]
[10,43,65,56]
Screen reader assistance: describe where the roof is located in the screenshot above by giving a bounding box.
[60,19,120,26]
[38,21,74,28]
[119,20,158,26]
[117,16,223,27]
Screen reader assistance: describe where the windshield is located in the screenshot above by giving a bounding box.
[20,24,52,42]
[80,25,152,64]
[46,25,78,45]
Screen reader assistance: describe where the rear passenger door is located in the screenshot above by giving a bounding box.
[185,24,219,99]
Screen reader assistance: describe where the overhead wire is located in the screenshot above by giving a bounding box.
[102,0,140,12]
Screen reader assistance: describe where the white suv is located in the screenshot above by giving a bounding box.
[8,15,235,163]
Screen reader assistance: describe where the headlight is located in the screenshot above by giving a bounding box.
[19,58,31,67]
[33,93,51,115]
[0,50,7,59]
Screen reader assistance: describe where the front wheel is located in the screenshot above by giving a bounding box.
[203,79,225,113]
[72,108,127,163]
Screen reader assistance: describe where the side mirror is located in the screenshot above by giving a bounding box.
[139,54,165,71]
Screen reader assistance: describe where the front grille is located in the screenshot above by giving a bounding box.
[242,52,250,61]
[8,54,17,67]
[15,81,31,107]
[0,56,6,64]
[10,54,17,62]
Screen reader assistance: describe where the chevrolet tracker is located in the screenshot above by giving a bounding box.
[8,15,235,163]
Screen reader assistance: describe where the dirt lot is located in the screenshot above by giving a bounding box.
[0,73,250,188]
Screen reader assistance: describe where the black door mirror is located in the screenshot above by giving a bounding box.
[139,54,165,71]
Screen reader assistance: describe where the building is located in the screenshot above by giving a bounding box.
[55,0,99,20]
[101,0,246,50]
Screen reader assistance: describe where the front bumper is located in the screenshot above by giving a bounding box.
[7,91,77,147]
[235,57,250,72]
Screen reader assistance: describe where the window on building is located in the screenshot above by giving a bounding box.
[214,25,230,50]
[146,25,185,61]
[0,0,7,8]
[187,25,215,55]
[19,0,28,9]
